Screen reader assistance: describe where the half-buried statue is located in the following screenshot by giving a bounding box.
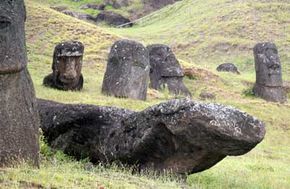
[148,44,191,97]
[102,39,150,100]
[0,0,39,166]
[43,41,84,91]
[253,43,287,103]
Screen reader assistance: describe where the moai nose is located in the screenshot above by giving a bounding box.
[63,60,77,79]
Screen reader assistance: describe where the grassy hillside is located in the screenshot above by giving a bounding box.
[1,0,290,188]
[32,0,144,18]
[110,0,290,68]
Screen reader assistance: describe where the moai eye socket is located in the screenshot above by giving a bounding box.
[0,19,11,30]
[7,0,14,6]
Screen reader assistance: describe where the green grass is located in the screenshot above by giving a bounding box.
[33,0,143,17]
[1,0,290,188]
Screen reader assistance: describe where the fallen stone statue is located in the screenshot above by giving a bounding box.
[38,98,265,174]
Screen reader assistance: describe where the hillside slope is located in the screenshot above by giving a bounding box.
[31,0,180,19]
[1,0,290,188]
[110,0,290,77]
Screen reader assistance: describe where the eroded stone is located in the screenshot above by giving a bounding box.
[0,0,39,167]
[38,98,265,174]
[43,41,84,91]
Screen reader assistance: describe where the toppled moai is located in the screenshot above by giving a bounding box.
[102,40,150,100]
[0,0,39,167]
[43,41,84,91]
[148,44,191,96]
[38,98,265,174]
[253,43,287,103]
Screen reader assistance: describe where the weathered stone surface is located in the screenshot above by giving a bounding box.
[102,40,150,100]
[95,11,132,27]
[43,41,84,91]
[0,0,39,167]
[148,44,191,97]
[216,63,240,74]
[253,43,287,103]
[38,98,265,174]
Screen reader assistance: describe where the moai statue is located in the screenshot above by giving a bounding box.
[102,40,150,100]
[253,43,287,103]
[148,44,191,97]
[0,0,39,166]
[43,41,84,91]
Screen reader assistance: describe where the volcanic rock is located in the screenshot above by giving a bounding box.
[38,98,265,174]
[102,40,150,100]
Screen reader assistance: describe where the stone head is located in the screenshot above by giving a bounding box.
[147,44,183,77]
[52,41,84,85]
[0,0,27,74]
[108,39,149,70]
[254,43,283,87]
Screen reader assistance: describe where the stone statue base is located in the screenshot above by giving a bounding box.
[253,84,287,103]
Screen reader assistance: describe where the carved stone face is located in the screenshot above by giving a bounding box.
[147,44,183,77]
[254,43,283,87]
[52,41,84,86]
[0,0,27,74]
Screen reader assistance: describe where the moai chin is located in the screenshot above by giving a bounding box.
[253,42,287,103]
[43,41,84,91]
[0,0,40,167]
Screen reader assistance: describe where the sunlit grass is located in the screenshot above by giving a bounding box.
[2,0,289,188]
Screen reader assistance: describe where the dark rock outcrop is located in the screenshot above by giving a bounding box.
[104,0,130,9]
[143,0,180,10]
[80,4,106,10]
[38,98,265,174]
[216,63,240,74]
[50,5,68,12]
[0,0,39,167]
[43,41,84,91]
[95,11,132,27]
[102,40,150,100]
[61,10,95,22]
[148,44,191,97]
[199,91,216,100]
[253,43,287,103]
